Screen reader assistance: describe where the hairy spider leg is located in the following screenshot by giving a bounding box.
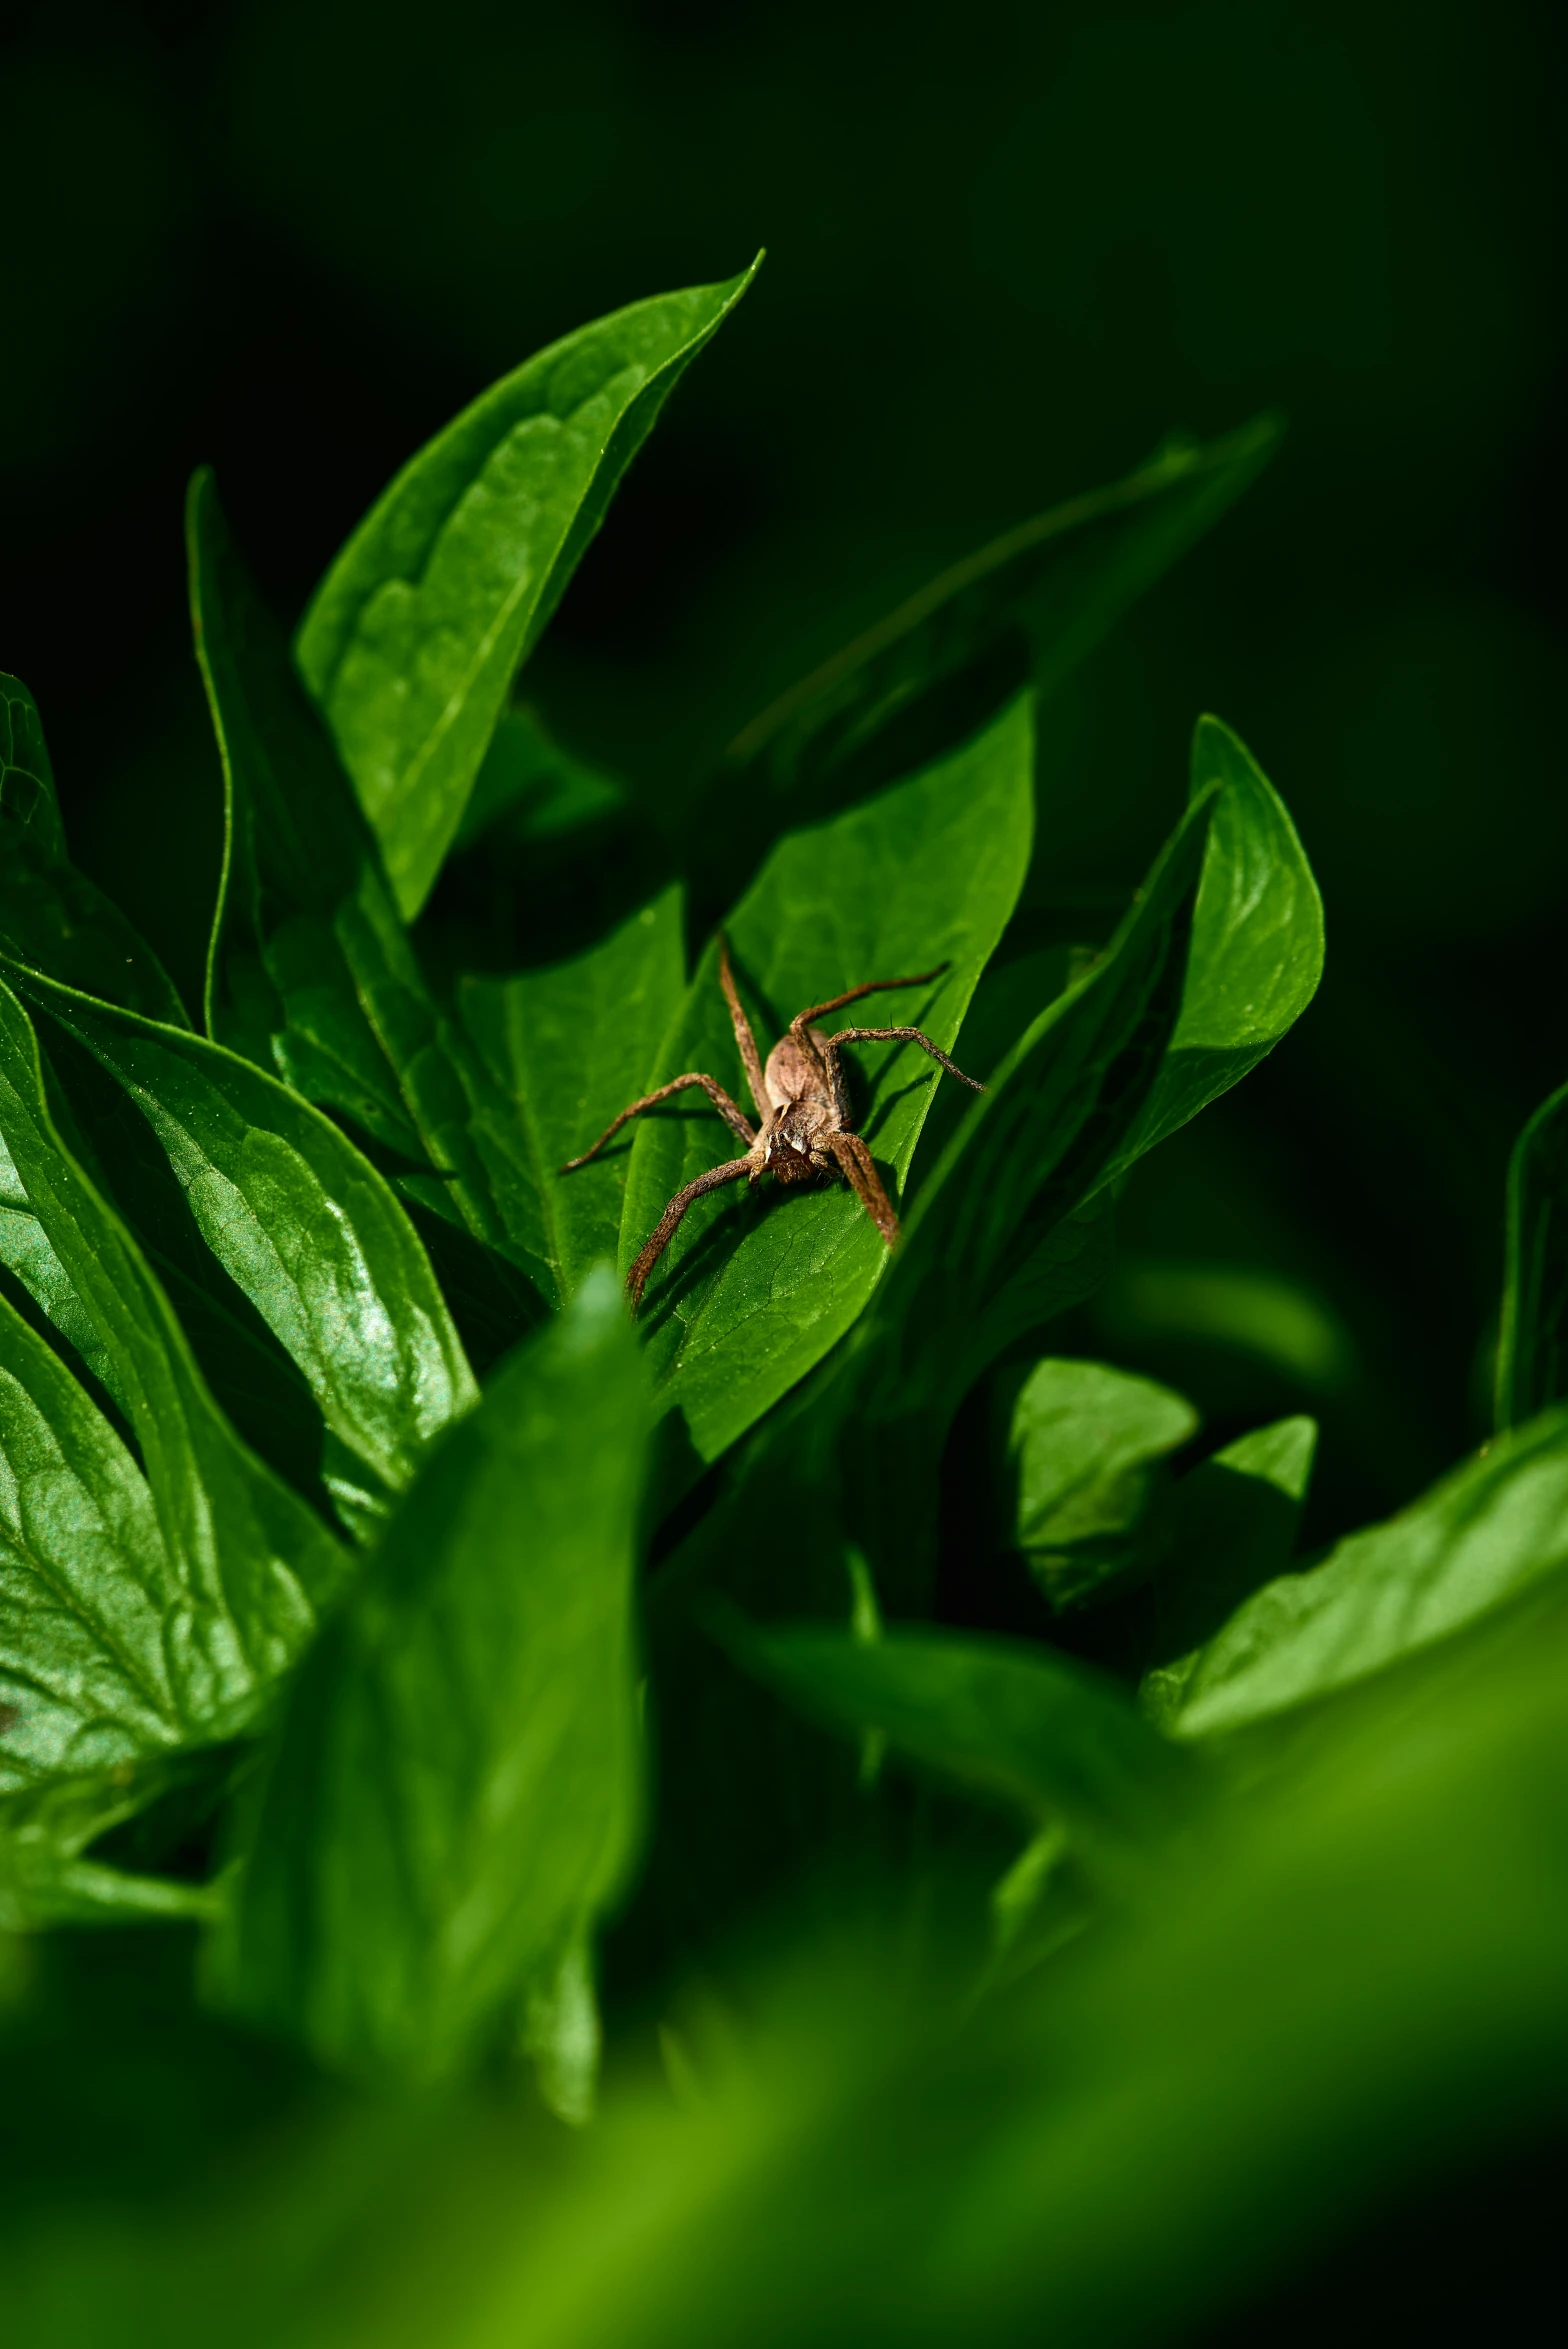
[627,1153,756,1308]
[788,964,951,1089]
[717,935,769,1119]
[560,1072,757,1172]
[824,1026,985,1090]
[823,1130,900,1245]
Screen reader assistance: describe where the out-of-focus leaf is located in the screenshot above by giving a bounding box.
[461,887,685,1301]
[622,694,1034,1463]
[1141,1417,1317,1701]
[0,673,188,1024]
[1165,1407,1568,1738]
[296,264,760,918]
[215,1270,647,2083]
[1095,1258,1355,1394]
[0,978,349,1747]
[1495,1081,1568,1430]
[731,1623,1193,1876]
[1107,716,1323,1177]
[189,469,553,1316]
[0,1764,221,1932]
[12,965,476,1533]
[691,418,1279,918]
[1003,1357,1198,1611]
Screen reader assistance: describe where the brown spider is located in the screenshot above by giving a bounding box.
[561,939,985,1309]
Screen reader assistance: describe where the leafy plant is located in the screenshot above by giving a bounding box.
[4,262,1566,2346]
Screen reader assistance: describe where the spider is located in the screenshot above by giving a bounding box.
[561,939,985,1309]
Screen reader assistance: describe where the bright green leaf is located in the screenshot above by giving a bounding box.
[0,978,349,1745]
[460,886,685,1301]
[1108,715,1323,1177]
[10,965,477,1533]
[622,694,1034,1463]
[1165,1408,1568,1738]
[189,468,555,1316]
[1004,1357,1198,1612]
[0,1764,221,1932]
[1495,1081,1568,1430]
[296,262,760,918]
[215,1269,648,2082]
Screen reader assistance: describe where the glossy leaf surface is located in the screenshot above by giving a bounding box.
[0,979,348,1745]
[297,264,759,917]
[1495,1082,1568,1430]
[460,887,685,1301]
[623,695,1034,1462]
[14,967,476,1527]
[218,1271,647,2081]
[1167,1407,1568,1737]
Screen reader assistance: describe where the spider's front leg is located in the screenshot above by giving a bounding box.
[560,1072,757,1172]
[627,1152,757,1310]
[823,1131,900,1246]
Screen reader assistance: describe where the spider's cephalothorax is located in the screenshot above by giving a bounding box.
[561,940,985,1310]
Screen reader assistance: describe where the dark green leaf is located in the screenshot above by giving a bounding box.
[0,673,188,1024]
[1163,1407,1568,1737]
[459,886,685,1301]
[692,418,1279,918]
[1495,1081,1568,1430]
[622,694,1034,1463]
[296,263,760,918]
[215,1269,647,2082]
[189,469,554,1314]
[454,704,626,853]
[12,965,477,1531]
[1142,1415,1317,1690]
[1003,1357,1198,1612]
[1107,715,1323,1177]
[732,1623,1193,1872]
[0,978,349,1747]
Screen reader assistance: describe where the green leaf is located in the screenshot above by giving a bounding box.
[459,886,686,1302]
[1495,1082,1568,1430]
[215,1269,648,2082]
[0,673,188,1025]
[1003,1357,1199,1612]
[732,1623,1193,1876]
[0,1283,191,1791]
[296,262,760,918]
[1164,1408,1568,1738]
[0,1764,220,1932]
[8,965,477,1533]
[622,694,1035,1464]
[1108,715,1324,1177]
[693,417,1279,918]
[0,977,349,1745]
[1142,1416,1317,1697]
[454,703,626,853]
[189,468,554,1313]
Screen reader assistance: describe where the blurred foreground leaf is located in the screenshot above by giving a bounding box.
[1496,1081,1568,1429]
[215,1270,647,2082]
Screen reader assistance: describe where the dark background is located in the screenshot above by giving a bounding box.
[4,0,1564,1540]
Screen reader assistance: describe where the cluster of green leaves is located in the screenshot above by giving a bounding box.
[6,262,1568,2342]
